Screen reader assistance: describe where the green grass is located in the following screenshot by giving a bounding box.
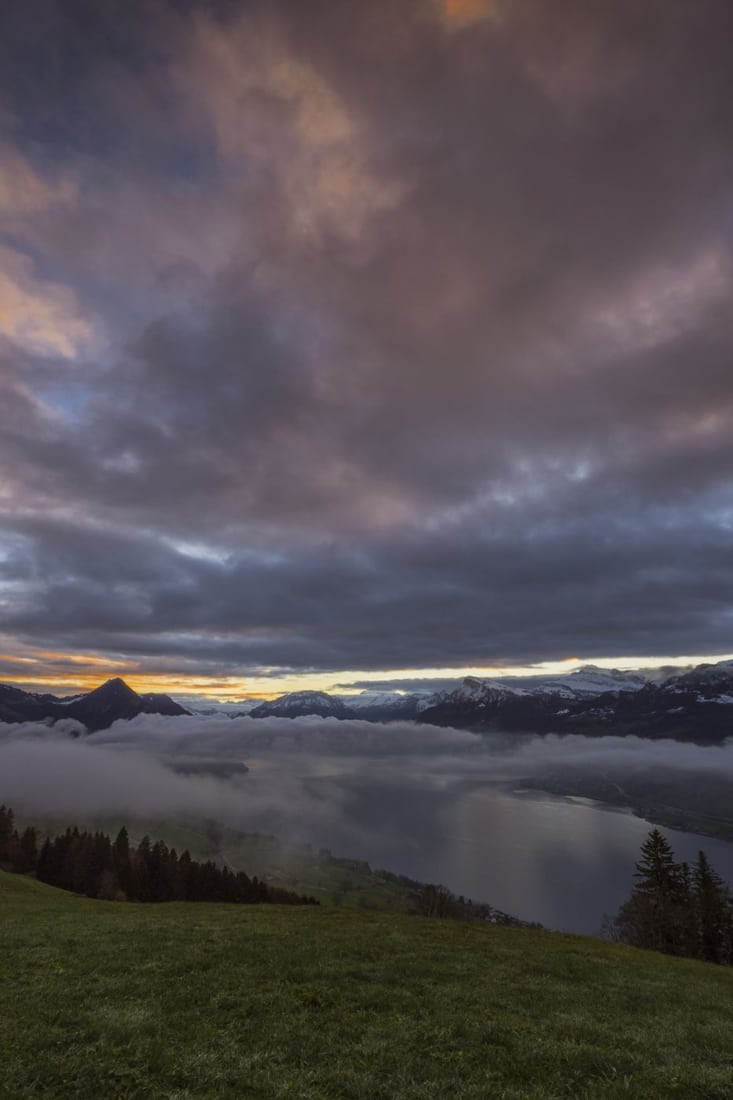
[2,871,733,1099]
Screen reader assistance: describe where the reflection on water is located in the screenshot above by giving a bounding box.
[417,787,733,932]
[432,786,727,933]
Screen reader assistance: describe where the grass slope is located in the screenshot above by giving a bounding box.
[2,871,733,1099]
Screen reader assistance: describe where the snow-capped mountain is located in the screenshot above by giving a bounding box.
[339,691,414,710]
[418,666,648,711]
[510,665,649,698]
[337,691,432,721]
[417,661,733,742]
[216,660,733,739]
[658,660,733,701]
[249,691,353,719]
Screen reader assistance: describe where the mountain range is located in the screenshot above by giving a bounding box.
[1,661,733,741]
[414,663,733,742]
[228,662,733,743]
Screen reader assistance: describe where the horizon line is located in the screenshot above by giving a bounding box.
[3,650,733,703]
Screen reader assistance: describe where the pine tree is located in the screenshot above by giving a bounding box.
[112,827,132,898]
[36,838,53,883]
[614,831,733,965]
[693,851,732,964]
[616,830,687,955]
[17,827,39,873]
[0,806,15,866]
[634,829,677,892]
[132,836,152,901]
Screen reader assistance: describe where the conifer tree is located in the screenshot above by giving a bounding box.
[617,830,689,955]
[17,827,39,874]
[112,827,132,897]
[0,806,15,866]
[693,850,732,964]
[36,838,53,883]
[614,830,733,966]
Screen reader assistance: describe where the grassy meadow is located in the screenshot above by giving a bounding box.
[2,869,733,1099]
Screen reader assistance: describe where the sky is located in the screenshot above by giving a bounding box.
[1,0,733,699]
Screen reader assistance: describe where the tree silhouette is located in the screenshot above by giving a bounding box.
[1,807,317,908]
[693,850,733,964]
[613,830,733,965]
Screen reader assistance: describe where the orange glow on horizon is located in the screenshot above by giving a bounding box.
[4,650,733,702]
[438,0,499,27]
[3,669,279,701]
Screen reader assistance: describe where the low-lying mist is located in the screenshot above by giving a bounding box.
[2,714,733,930]
[2,713,733,841]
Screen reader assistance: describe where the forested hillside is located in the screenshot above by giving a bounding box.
[0,806,316,907]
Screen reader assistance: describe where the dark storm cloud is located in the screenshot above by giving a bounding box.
[1,0,733,677]
[3,506,733,672]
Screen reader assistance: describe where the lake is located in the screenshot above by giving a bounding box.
[246,761,733,933]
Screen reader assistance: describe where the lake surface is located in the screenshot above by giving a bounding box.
[386,784,733,933]
[248,764,733,933]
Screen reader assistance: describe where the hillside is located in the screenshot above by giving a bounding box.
[14,813,427,911]
[11,813,528,924]
[2,871,733,1098]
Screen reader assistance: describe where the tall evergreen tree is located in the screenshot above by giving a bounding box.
[16,827,39,874]
[693,850,732,964]
[0,805,15,865]
[112,827,132,897]
[614,830,733,966]
[617,830,690,955]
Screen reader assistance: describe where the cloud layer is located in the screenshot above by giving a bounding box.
[3,712,733,928]
[1,0,733,683]
[4,711,733,829]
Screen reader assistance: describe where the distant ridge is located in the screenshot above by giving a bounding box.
[245,690,428,722]
[249,690,353,720]
[2,658,733,741]
[0,677,189,732]
[232,660,733,742]
[416,661,733,742]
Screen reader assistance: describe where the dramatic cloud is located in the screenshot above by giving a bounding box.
[1,0,732,687]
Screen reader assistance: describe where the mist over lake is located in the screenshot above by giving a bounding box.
[2,713,733,932]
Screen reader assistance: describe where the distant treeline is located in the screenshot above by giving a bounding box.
[608,829,733,966]
[373,868,540,927]
[0,806,318,907]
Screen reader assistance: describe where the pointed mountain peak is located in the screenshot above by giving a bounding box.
[85,677,140,700]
